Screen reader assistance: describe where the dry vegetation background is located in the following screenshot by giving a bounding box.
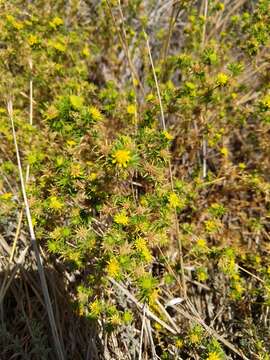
[0,0,270,359]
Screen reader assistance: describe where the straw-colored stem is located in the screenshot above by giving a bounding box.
[144,30,187,299]
[7,100,65,360]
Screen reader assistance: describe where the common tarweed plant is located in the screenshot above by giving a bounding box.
[1,0,270,358]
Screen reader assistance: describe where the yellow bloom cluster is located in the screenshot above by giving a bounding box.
[112,149,131,168]
[49,16,64,29]
[220,147,229,157]
[262,94,270,110]
[216,72,229,86]
[6,15,24,30]
[168,192,182,208]
[162,130,174,141]
[1,192,13,201]
[197,238,207,247]
[127,104,136,115]
[70,163,83,177]
[189,333,201,344]
[146,93,155,102]
[48,39,66,53]
[48,196,63,210]
[175,338,184,349]
[107,258,120,278]
[89,106,103,121]
[82,46,90,57]
[197,268,208,282]
[109,313,122,326]
[28,34,39,46]
[207,351,222,360]
[89,300,102,317]
[114,211,129,226]
[135,237,152,263]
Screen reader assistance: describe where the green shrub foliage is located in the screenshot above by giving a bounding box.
[1,0,270,358]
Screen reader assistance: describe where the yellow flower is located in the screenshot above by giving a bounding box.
[67,139,76,147]
[168,192,182,208]
[112,149,131,168]
[142,249,153,263]
[216,72,229,86]
[162,130,174,141]
[89,300,102,317]
[107,258,120,278]
[49,16,64,29]
[1,192,13,201]
[204,219,219,233]
[27,34,39,46]
[146,93,155,102]
[154,322,162,331]
[114,211,129,226]
[132,78,139,87]
[135,237,147,251]
[82,46,90,57]
[207,351,221,360]
[189,333,200,344]
[135,238,152,263]
[233,281,244,295]
[217,2,225,11]
[197,268,208,282]
[127,104,136,115]
[48,196,63,210]
[6,15,15,22]
[239,162,246,170]
[175,339,184,349]
[70,164,83,177]
[220,147,228,157]
[148,289,159,307]
[89,106,103,121]
[110,313,122,326]
[197,238,207,247]
[48,40,66,52]
[6,15,24,30]
[261,94,270,110]
[88,172,98,181]
[14,21,24,30]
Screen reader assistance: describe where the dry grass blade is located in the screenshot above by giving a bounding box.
[145,317,159,360]
[0,245,29,305]
[0,233,11,256]
[155,299,180,333]
[160,1,176,72]
[105,0,144,95]
[138,304,146,360]
[9,210,23,263]
[144,30,187,299]
[173,303,249,360]
[9,60,33,265]
[7,99,65,360]
[109,277,177,335]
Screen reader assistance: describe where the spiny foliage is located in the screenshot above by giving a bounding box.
[0,0,270,359]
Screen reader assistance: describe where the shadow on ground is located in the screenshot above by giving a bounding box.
[0,265,101,360]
